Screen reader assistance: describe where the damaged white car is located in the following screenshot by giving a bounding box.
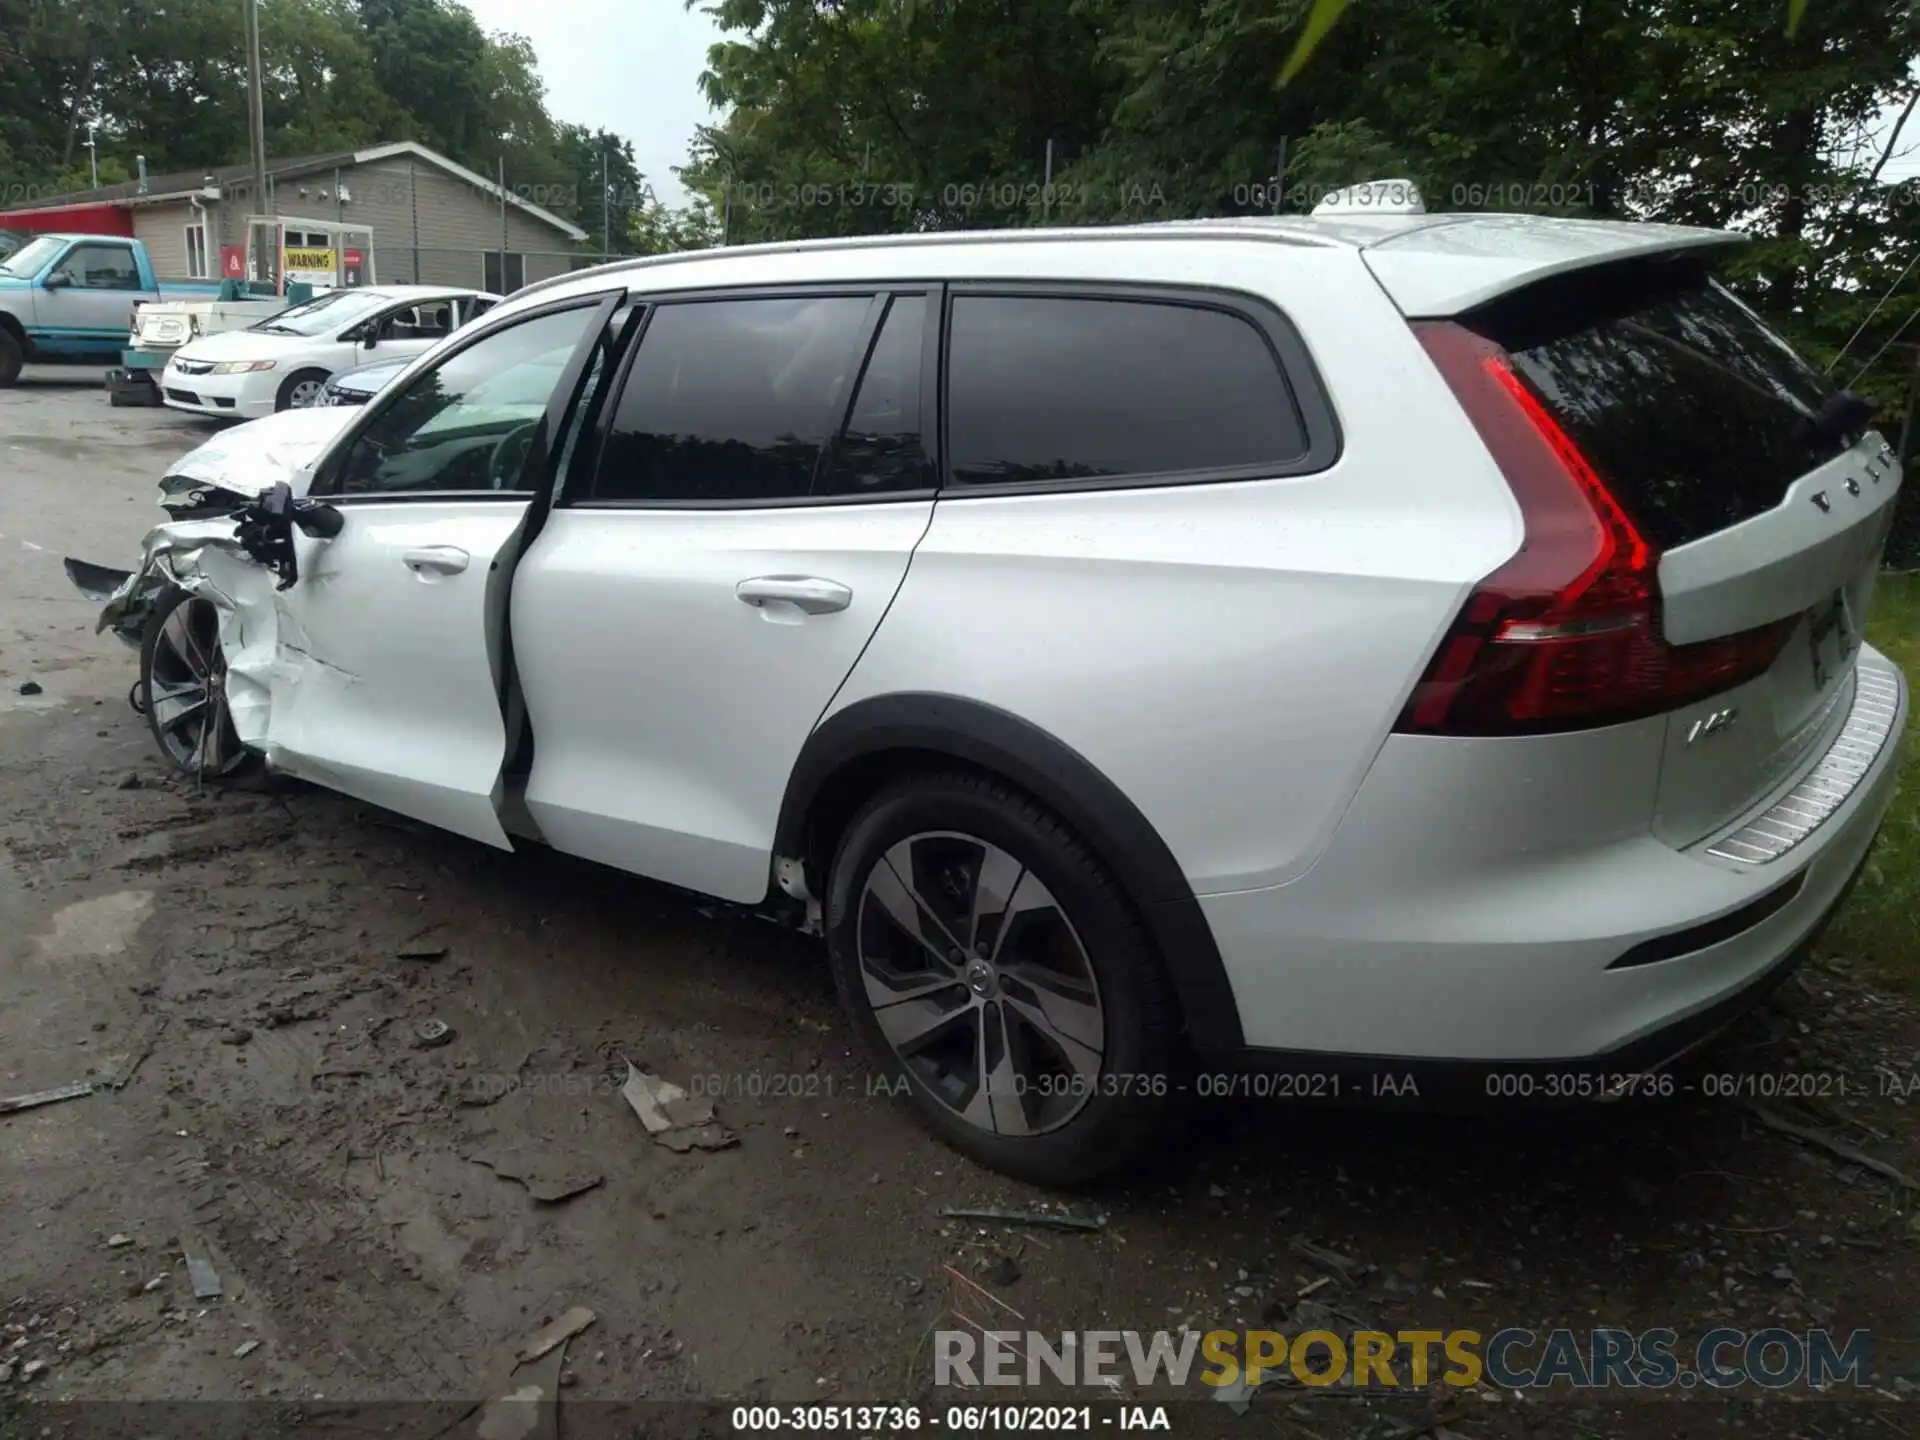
[66,221,1909,1187]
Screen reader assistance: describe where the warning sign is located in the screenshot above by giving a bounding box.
[282,247,336,271]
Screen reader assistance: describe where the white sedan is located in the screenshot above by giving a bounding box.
[158,284,499,419]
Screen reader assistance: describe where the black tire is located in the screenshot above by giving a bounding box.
[275,368,329,411]
[139,586,258,779]
[825,771,1186,1186]
[0,328,23,387]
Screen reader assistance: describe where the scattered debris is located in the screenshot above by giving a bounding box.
[0,1080,93,1116]
[142,1276,167,1293]
[99,1016,166,1091]
[396,946,449,963]
[219,1026,252,1046]
[17,681,42,696]
[514,1307,597,1366]
[620,1063,736,1151]
[1297,1275,1331,1298]
[20,1358,47,1382]
[1289,1237,1366,1283]
[1746,1105,1918,1190]
[0,1359,12,1385]
[987,1256,1022,1288]
[940,1206,1105,1232]
[469,1148,605,1205]
[180,1238,222,1299]
[413,1018,455,1049]
[232,1339,260,1359]
[117,772,142,790]
[105,1233,134,1249]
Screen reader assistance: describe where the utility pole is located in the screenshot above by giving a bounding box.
[601,145,611,259]
[85,125,98,188]
[244,0,268,213]
[1043,139,1054,225]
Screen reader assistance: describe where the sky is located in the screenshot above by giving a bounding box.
[461,0,724,207]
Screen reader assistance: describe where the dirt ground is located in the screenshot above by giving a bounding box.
[1,373,1917,1439]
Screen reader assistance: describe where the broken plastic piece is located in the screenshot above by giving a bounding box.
[940,1205,1105,1232]
[0,1080,94,1116]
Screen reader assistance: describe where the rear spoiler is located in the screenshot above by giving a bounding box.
[1359,216,1748,319]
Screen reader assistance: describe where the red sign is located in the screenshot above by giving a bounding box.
[219,245,246,279]
[343,247,364,268]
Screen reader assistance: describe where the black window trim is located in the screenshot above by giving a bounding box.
[308,287,628,505]
[563,280,942,512]
[936,279,1340,498]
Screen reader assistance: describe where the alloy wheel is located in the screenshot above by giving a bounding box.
[856,831,1106,1136]
[147,597,241,775]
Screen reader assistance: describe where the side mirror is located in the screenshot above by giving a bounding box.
[290,497,344,539]
[42,271,71,290]
[361,330,378,349]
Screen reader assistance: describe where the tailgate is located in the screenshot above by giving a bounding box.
[1460,255,1900,848]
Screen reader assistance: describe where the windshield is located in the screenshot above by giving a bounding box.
[0,236,69,277]
[249,289,393,337]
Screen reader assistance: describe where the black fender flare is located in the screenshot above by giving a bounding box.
[775,692,1245,1054]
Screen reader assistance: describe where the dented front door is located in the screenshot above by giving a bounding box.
[255,301,612,848]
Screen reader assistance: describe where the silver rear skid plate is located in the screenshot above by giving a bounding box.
[1706,664,1901,864]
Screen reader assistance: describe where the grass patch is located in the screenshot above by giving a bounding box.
[1815,571,1920,996]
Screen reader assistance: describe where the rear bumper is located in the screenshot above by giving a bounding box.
[1202,646,1907,1063]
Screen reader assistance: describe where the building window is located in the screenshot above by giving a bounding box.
[483,251,525,294]
[184,221,210,279]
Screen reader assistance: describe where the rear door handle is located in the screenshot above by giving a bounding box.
[735,575,853,615]
[402,545,470,576]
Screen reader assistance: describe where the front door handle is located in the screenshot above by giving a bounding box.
[402,545,470,576]
[735,575,853,615]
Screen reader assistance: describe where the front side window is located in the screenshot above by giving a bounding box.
[375,300,456,342]
[589,294,875,503]
[945,294,1307,487]
[320,306,598,497]
[56,244,142,290]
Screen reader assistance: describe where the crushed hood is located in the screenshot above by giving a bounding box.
[163,405,357,500]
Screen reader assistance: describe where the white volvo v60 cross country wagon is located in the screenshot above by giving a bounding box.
[71,194,1907,1184]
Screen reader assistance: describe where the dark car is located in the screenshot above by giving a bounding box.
[321,355,412,406]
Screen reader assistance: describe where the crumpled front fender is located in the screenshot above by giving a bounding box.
[89,519,286,748]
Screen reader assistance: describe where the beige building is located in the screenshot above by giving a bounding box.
[1,141,589,292]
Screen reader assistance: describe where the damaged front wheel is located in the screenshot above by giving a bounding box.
[139,587,256,778]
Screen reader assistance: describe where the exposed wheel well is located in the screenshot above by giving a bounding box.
[796,746,1004,891]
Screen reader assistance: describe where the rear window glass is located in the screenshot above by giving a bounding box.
[945,295,1307,487]
[1471,262,1845,549]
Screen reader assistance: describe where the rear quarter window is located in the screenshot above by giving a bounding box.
[944,293,1312,488]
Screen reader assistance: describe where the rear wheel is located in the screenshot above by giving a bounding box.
[276,368,328,410]
[824,772,1184,1186]
[0,328,23,387]
[139,587,255,778]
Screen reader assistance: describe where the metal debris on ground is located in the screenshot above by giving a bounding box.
[1289,1237,1368,1282]
[232,1339,260,1358]
[514,1306,597,1365]
[412,1018,455,1049]
[469,1148,605,1205]
[940,1205,1105,1232]
[396,946,449,962]
[620,1062,736,1151]
[0,1080,94,1116]
[180,1238,222,1299]
[1745,1104,1919,1190]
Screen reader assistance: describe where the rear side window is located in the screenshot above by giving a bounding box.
[590,295,874,503]
[1474,262,1845,549]
[945,294,1308,487]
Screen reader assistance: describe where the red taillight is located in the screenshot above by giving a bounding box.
[1398,322,1795,736]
